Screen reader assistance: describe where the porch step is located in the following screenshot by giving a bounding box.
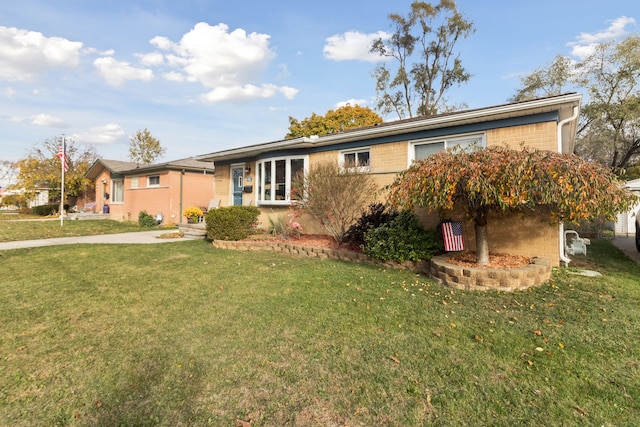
[179,223,207,239]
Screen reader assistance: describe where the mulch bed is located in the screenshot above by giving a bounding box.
[447,251,531,269]
[245,233,531,269]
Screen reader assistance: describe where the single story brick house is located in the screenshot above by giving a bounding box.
[85,158,216,224]
[197,93,582,266]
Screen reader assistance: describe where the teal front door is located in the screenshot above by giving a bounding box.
[232,167,244,206]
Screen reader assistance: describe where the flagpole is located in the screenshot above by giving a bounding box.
[60,136,65,227]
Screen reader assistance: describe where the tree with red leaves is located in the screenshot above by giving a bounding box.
[388,145,636,265]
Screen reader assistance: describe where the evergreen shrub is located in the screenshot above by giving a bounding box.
[206,206,260,240]
[31,204,58,216]
[364,210,440,262]
[138,210,157,228]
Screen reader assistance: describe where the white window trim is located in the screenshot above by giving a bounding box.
[130,176,139,189]
[339,147,371,172]
[256,155,308,206]
[147,175,160,187]
[111,179,124,204]
[409,133,486,166]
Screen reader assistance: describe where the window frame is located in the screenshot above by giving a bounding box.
[130,176,138,189]
[339,147,371,172]
[147,175,160,187]
[409,133,486,165]
[256,155,308,206]
[111,179,124,203]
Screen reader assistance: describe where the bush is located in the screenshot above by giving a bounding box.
[364,210,440,262]
[344,203,398,247]
[138,210,157,228]
[206,206,260,240]
[267,214,302,239]
[31,204,58,216]
[290,161,376,243]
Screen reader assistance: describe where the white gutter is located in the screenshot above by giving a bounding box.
[557,105,580,266]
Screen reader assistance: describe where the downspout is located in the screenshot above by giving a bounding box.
[179,169,185,224]
[558,106,580,266]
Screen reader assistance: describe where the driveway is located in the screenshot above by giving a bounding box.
[611,236,640,264]
[0,230,195,251]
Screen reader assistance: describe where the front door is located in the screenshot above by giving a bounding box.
[232,167,244,206]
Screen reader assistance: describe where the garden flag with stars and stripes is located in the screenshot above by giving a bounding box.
[442,221,465,252]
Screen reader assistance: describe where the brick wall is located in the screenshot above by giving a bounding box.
[487,122,557,151]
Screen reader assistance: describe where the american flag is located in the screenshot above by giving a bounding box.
[57,146,68,173]
[442,221,464,252]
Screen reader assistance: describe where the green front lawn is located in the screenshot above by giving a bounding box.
[0,240,638,426]
[0,219,165,242]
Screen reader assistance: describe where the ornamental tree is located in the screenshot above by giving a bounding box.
[388,145,636,265]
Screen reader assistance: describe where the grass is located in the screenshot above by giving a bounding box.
[0,238,638,426]
[0,219,168,242]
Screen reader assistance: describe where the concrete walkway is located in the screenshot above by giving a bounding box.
[611,236,640,264]
[0,230,197,251]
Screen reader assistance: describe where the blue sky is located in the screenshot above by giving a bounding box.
[0,0,637,163]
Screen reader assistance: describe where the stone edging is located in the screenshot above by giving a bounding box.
[211,239,430,274]
[429,255,552,291]
[212,240,551,291]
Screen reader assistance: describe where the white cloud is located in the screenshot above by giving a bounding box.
[148,22,296,102]
[0,26,83,82]
[4,86,15,99]
[137,52,164,66]
[73,123,127,145]
[163,71,185,82]
[323,31,389,62]
[568,16,636,59]
[201,83,298,103]
[93,56,154,86]
[30,113,67,128]
[335,99,368,109]
[9,113,67,128]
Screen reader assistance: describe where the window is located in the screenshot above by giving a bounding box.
[411,133,485,162]
[340,149,370,170]
[112,179,124,203]
[148,175,160,187]
[257,156,308,205]
[131,177,138,189]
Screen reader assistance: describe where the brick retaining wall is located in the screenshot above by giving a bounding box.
[212,240,551,291]
[430,255,552,291]
[211,240,430,274]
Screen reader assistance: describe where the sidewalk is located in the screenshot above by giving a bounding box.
[0,230,196,251]
[611,236,640,264]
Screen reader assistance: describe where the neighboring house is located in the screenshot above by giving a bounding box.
[0,187,49,208]
[615,178,640,236]
[29,188,49,208]
[85,158,216,224]
[197,93,582,266]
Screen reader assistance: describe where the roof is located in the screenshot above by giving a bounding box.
[196,93,582,164]
[85,157,215,180]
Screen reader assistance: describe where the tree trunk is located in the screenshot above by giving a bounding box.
[474,211,489,265]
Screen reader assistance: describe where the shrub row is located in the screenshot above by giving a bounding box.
[31,204,58,216]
